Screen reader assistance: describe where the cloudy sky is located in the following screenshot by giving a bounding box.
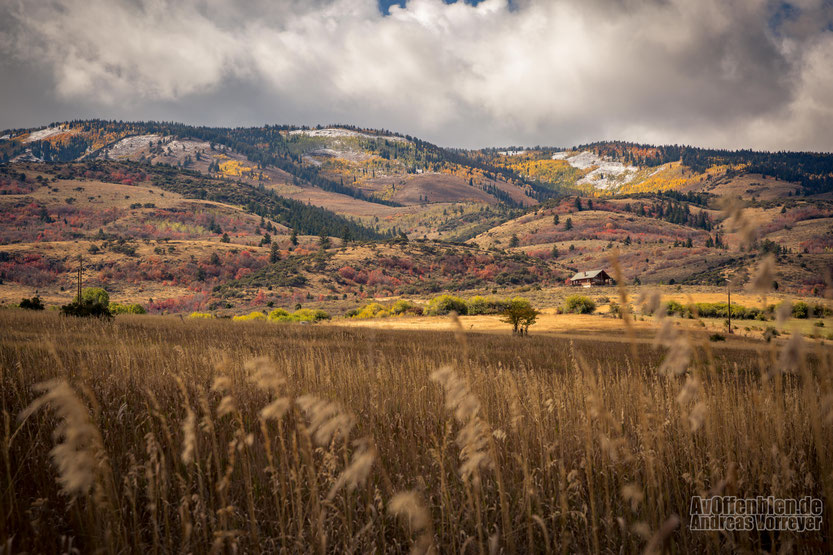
[1,0,832,151]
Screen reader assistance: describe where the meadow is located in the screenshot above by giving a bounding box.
[1,309,832,553]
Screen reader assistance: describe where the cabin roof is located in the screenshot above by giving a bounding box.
[570,269,607,281]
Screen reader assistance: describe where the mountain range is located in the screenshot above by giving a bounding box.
[1,120,831,313]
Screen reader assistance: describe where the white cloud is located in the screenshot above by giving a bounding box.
[2,0,833,150]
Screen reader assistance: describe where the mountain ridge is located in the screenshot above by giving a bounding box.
[4,120,832,200]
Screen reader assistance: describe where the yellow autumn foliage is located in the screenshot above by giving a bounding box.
[219,160,254,177]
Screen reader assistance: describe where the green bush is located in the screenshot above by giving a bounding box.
[664,300,686,317]
[293,308,331,323]
[466,296,510,315]
[690,302,726,318]
[233,311,267,322]
[188,312,215,319]
[61,298,112,319]
[19,296,44,310]
[564,295,596,314]
[734,305,762,320]
[814,303,832,317]
[267,308,292,321]
[792,301,809,319]
[775,301,830,319]
[352,303,389,320]
[61,287,112,319]
[763,326,780,342]
[391,299,422,316]
[348,300,422,319]
[268,307,330,323]
[677,302,765,321]
[109,302,147,315]
[426,295,468,316]
[78,287,109,306]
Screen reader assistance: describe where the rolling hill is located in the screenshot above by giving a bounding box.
[1,120,832,313]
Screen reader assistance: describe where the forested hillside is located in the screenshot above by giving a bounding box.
[1,120,832,312]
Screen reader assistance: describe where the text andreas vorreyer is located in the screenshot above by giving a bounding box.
[690,496,823,532]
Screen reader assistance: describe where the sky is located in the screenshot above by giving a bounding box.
[1,0,832,151]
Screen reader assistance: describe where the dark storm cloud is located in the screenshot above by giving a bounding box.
[1,0,832,151]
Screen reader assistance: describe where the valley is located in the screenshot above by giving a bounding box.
[0,120,831,328]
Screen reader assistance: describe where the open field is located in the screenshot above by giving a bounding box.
[334,311,833,343]
[2,310,832,553]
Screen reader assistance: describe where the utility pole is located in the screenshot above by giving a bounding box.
[727,282,732,334]
[77,254,83,302]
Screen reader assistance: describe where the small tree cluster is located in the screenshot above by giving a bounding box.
[501,298,539,336]
[19,296,44,310]
[61,288,112,319]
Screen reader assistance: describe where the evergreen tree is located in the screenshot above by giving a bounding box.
[341,226,352,244]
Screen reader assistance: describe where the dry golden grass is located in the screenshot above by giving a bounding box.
[693,173,800,201]
[1,310,832,553]
[21,177,184,208]
[766,218,833,250]
[364,173,499,205]
[333,312,665,339]
[333,310,833,348]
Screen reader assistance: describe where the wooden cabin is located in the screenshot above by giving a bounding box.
[569,269,615,287]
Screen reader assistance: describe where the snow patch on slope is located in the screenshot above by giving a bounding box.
[289,128,408,142]
[292,128,402,165]
[99,134,163,158]
[95,135,213,161]
[23,126,70,143]
[553,150,639,191]
[12,150,43,163]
